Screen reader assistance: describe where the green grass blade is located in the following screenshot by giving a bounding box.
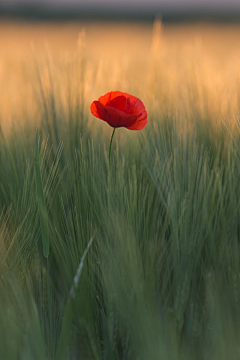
[35,129,49,258]
[55,237,94,360]
[55,300,73,360]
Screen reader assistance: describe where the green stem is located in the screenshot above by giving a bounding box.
[47,257,52,357]
[108,127,116,164]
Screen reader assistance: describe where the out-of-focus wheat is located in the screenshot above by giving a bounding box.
[1,20,240,135]
[2,19,240,360]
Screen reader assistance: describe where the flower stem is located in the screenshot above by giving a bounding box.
[109,127,116,164]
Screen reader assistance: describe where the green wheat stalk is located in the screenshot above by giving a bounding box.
[35,129,49,258]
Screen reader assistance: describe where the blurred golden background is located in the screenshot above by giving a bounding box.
[1,18,240,135]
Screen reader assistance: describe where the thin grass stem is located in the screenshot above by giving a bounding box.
[108,127,116,165]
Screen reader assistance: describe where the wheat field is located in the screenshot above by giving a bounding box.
[2,20,240,129]
[1,19,240,360]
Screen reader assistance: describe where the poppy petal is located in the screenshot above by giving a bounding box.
[90,101,107,122]
[104,106,138,128]
[98,91,127,106]
[128,96,146,117]
[106,95,127,111]
[126,117,147,130]
[125,96,147,130]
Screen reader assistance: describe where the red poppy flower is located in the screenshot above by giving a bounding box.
[90,91,147,130]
